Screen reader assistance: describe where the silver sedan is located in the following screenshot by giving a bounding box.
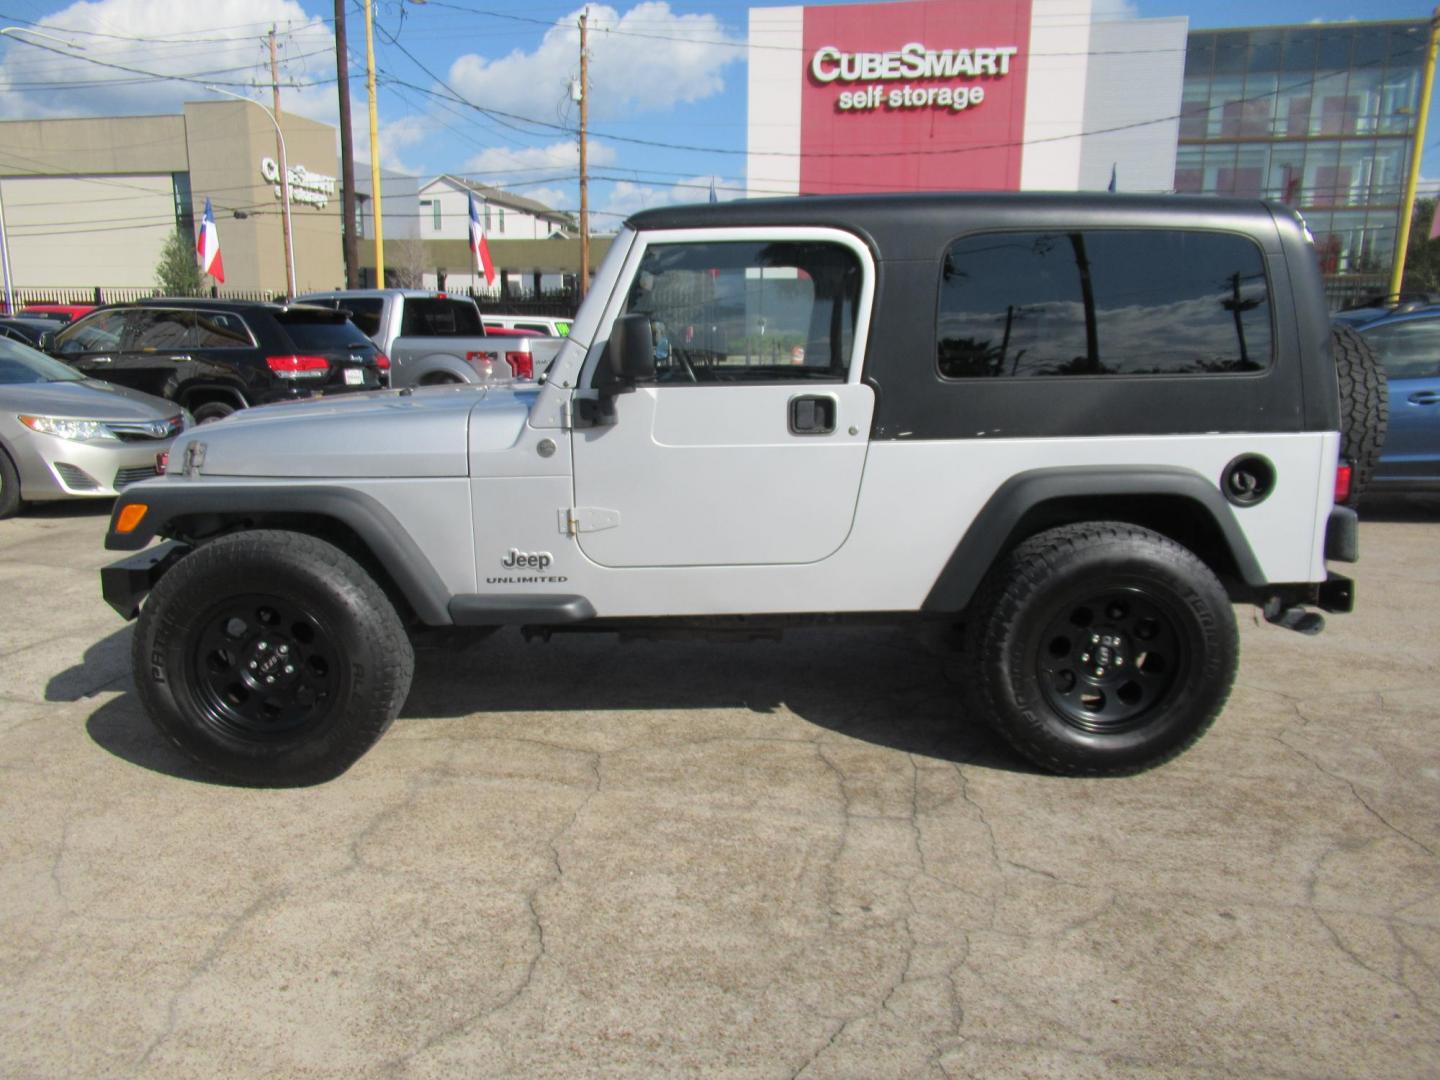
[0,337,185,518]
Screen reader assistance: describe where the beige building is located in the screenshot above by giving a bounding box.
[0,101,343,296]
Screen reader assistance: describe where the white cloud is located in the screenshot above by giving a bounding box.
[601,173,736,220]
[0,0,334,119]
[0,0,436,176]
[447,2,741,123]
[1090,0,1140,21]
[353,113,429,175]
[463,139,616,177]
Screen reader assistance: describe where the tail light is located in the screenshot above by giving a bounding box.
[505,351,534,380]
[155,450,169,475]
[1334,461,1353,503]
[374,352,390,371]
[266,354,330,379]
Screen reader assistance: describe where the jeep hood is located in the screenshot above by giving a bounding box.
[170,385,535,478]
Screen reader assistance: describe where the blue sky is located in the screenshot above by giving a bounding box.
[0,0,1433,227]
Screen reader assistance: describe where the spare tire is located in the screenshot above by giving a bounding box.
[1331,323,1388,508]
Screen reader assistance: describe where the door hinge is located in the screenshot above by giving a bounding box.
[559,506,621,536]
[560,398,574,430]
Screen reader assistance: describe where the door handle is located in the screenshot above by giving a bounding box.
[788,394,837,435]
[1408,390,1440,405]
[88,355,113,364]
[170,354,193,362]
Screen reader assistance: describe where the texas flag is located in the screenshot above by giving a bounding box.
[468,192,496,287]
[196,197,225,283]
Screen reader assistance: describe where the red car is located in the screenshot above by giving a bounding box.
[17,303,97,323]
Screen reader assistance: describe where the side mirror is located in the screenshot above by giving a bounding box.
[608,313,655,383]
[37,331,53,352]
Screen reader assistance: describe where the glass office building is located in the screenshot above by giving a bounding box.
[1177,21,1429,302]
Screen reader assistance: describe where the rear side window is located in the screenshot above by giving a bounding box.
[276,313,376,351]
[937,230,1272,378]
[1361,321,1440,379]
[399,299,483,336]
[193,311,254,348]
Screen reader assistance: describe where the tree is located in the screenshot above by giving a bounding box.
[387,237,428,289]
[155,227,203,295]
[1399,197,1440,295]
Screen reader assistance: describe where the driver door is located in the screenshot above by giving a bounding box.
[570,230,875,569]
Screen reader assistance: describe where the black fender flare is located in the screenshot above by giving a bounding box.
[921,466,1266,613]
[104,484,455,625]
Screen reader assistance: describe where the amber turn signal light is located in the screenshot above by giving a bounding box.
[115,503,148,534]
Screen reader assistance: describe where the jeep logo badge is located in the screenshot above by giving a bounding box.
[502,548,552,570]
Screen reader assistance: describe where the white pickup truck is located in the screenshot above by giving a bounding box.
[298,288,563,387]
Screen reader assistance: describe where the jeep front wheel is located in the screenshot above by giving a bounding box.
[134,529,414,786]
[965,523,1237,776]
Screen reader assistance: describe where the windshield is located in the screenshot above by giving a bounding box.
[276,312,377,351]
[0,336,84,383]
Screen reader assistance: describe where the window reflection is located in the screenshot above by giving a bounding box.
[937,231,1271,379]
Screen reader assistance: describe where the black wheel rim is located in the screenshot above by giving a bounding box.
[1035,586,1186,734]
[189,593,342,740]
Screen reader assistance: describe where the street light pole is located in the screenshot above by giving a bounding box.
[205,85,297,299]
[363,0,384,286]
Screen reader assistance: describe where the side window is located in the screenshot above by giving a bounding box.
[1361,322,1440,380]
[515,322,550,335]
[193,311,254,348]
[55,309,128,354]
[619,240,861,384]
[937,230,1272,378]
[126,309,194,350]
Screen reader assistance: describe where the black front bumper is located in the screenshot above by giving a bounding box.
[101,541,190,620]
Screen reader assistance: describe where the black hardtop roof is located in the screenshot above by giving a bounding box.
[626,192,1291,255]
[92,298,342,316]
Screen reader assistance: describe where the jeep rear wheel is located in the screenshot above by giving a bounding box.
[965,523,1237,776]
[1332,323,1387,507]
[134,529,414,786]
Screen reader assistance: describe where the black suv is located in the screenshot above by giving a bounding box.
[50,299,388,422]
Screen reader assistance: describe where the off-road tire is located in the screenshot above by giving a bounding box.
[964,522,1238,776]
[134,529,414,786]
[0,446,21,518]
[1331,323,1387,507]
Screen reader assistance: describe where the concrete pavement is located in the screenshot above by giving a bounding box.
[1,498,1437,1077]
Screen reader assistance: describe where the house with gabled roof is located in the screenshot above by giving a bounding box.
[418,174,576,243]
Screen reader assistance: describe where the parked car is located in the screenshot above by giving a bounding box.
[0,317,60,349]
[297,288,482,355]
[101,192,1370,785]
[1353,307,1440,491]
[483,313,571,338]
[48,299,388,423]
[19,303,96,323]
[298,288,557,387]
[0,336,184,518]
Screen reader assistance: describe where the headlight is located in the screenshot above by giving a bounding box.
[18,414,118,441]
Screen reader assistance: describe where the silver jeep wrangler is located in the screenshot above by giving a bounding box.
[102,193,1368,785]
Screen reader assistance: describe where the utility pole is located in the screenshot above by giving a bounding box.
[577,7,589,300]
[334,0,358,287]
[364,0,385,286]
[1389,5,1440,302]
[269,27,297,298]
